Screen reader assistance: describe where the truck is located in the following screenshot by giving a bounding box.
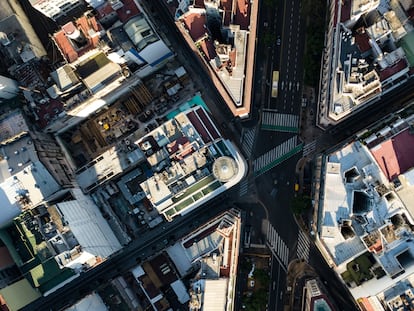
[271,71,279,98]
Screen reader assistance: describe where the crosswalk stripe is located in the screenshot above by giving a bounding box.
[296,231,310,262]
[265,222,289,270]
[254,136,302,175]
[241,128,256,157]
[261,112,299,132]
[239,179,250,197]
[303,140,317,157]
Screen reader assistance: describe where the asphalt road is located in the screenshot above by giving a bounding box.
[248,0,359,310]
[314,76,414,155]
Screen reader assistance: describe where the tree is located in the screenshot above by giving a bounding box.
[291,195,312,215]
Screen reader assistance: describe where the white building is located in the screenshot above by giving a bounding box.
[0,75,19,99]
[316,115,414,310]
[317,0,412,128]
[137,106,247,221]
[29,0,85,22]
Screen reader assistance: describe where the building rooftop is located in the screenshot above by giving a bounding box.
[0,13,46,67]
[317,0,411,128]
[0,155,61,229]
[115,0,141,23]
[52,15,102,63]
[63,292,108,311]
[171,0,256,118]
[0,279,41,311]
[137,106,246,220]
[304,279,335,311]
[369,128,414,181]
[318,115,414,303]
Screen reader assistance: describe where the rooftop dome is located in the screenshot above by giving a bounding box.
[212,156,238,182]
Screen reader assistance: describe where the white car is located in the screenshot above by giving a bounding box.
[276,36,281,46]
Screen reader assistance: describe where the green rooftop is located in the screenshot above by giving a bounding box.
[399,31,414,67]
[26,258,75,293]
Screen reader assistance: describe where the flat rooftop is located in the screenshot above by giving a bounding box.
[369,129,414,181]
[318,118,414,300]
[138,105,246,220]
[172,0,257,119]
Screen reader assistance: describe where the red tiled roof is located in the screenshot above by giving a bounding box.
[95,2,115,19]
[379,58,407,81]
[116,0,140,23]
[53,16,102,63]
[234,0,250,30]
[167,136,194,159]
[182,12,207,42]
[355,28,371,53]
[341,0,351,23]
[36,99,64,129]
[62,22,77,35]
[186,111,211,144]
[370,129,414,181]
[53,31,78,63]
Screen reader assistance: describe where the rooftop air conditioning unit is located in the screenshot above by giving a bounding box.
[109,0,124,10]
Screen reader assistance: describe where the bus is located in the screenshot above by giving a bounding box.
[271,71,279,98]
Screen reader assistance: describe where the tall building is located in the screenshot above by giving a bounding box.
[302,279,335,311]
[317,0,413,128]
[0,75,18,100]
[29,0,86,24]
[168,0,258,119]
[314,113,414,309]
[0,0,46,72]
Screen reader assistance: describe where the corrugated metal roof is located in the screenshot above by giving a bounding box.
[203,279,228,311]
[56,189,121,258]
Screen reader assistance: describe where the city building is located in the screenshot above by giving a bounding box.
[302,279,335,311]
[0,110,73,228]
[118,209,241,310]
[63,292,108,311]
[0,110,122,310]
[44,0,174,133]
[0,0,47,72]
[29,0,87,24]
[168,208,241,311]
[0,189,122,310]
[318,0,413,128]
[314,113,414,309]
[0,76,19,100]
[52,14,104,63]
[75,103,247,221]
[163,0,258,119]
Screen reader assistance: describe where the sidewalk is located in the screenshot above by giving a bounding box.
[284,259,318,311]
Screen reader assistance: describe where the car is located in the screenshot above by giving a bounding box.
[276,36,281,46]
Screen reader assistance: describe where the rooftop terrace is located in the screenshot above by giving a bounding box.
[318,117,414,300]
